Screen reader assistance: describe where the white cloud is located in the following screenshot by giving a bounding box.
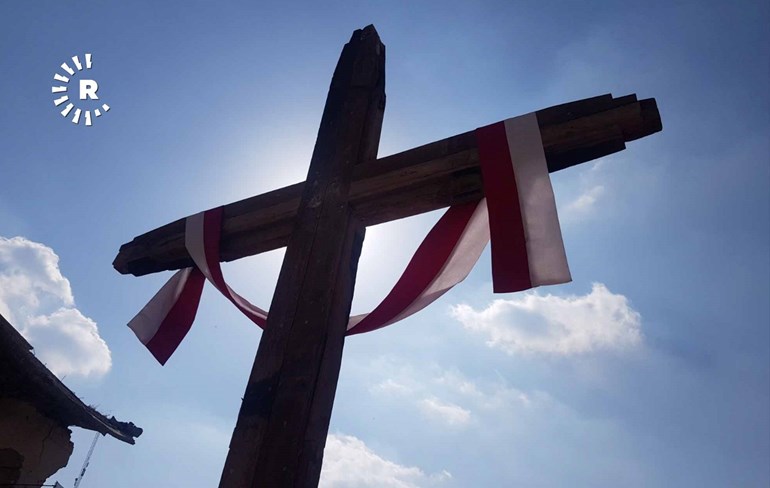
[321,433,451,488]
[368,361,474,427]
[433,371,481,397]
[369,378,415,397]
[354,355,641,484]
[565,184,605,216]
[0,236,111,379]
[418,397,471,427]
[450,283,642,355]
[366,359,539,431]
[434,370,533,411]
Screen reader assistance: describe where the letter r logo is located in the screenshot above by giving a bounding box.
[53,54,110,126]
[79,79,99,100]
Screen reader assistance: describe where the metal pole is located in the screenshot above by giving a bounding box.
[73,432,99,488]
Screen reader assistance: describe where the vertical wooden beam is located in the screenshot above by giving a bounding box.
[219,25,385,488]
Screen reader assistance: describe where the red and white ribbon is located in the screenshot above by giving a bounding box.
[477,114,571,292]
[128,267,205,365]
[346,199,489,335]
[185,207,269,327]
[129,113,571,365]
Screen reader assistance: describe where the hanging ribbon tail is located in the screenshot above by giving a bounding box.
[347,199,490,335]
[476,113,572,293]
[128,267,206,365]
[128,206,267,366]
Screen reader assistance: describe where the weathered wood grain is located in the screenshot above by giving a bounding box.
[114,94,660,277]
[218,25,385,488]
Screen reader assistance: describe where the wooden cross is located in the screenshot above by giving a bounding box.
[114,25,661,487]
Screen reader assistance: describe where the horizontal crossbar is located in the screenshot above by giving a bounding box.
[114,94,661,276]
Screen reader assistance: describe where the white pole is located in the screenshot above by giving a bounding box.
[73,432,99,488]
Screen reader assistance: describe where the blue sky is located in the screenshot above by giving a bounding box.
[1,1,768,486]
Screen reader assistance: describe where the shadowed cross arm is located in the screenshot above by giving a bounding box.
[114,93,661,277]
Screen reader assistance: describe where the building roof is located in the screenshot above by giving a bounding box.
[0,313,142,444]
